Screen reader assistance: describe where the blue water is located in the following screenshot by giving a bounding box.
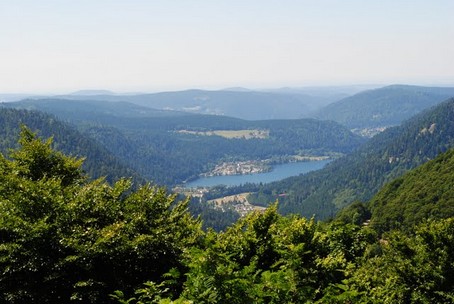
[185,159,330,188]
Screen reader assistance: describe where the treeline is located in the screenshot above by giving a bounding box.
[1,127,454,303]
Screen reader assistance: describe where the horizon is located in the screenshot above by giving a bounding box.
[2,82,454,97]
[1,1,453,94]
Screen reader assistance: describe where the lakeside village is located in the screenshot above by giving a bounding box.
[203,155,330,177]
[174,156,330,216]
[203,160,270,177]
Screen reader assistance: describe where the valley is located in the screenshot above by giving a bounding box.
[202,160,270,177]
[207,192,266,217]
[2,84,454,219]
[2,98,363,187]
[177,129,269,139]
[184,158,331,189]
[1,86,454,303]
[3,1,454,301]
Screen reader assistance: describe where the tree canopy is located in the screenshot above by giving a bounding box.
[0,127,201,303]
[1,127,454,303]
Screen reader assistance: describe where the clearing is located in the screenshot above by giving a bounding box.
[177,129,269,139]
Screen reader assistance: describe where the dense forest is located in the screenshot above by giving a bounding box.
[3,99,364,185]
[367,148,454,233]
[1,129,454,303]
[0,109,243,230]
[248,97,454,219]
[0,108,143,184]
[315,85,454,129]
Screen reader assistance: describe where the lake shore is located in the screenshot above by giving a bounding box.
[184,159,331,188]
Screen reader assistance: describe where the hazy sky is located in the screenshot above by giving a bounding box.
[1,0,453,93]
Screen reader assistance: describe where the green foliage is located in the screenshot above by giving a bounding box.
[344,219,454,303]
[4,99,364,186]
[187,197,240,232]
[78,117,363,186]
[334,201,371,226]
[10,126,85,185]
[0,128,201,303]
[0,108,144,184]
[369,148,454,233]
[177,206,372,303]
[2,124,454,304]
[250,97,454,220]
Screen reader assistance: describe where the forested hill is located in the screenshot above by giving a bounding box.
[249,97,454,219]
[0,108,143,184]
[314,85,454,129]
[2,98,189,123]
[54,89,334,120]
[2,128,454,302]
[3,98,365,186]
[367,148,454,233]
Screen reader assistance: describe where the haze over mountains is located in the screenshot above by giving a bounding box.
[1,84,379,118]
[2,84,454,208]
[56,89,334,120]
[315,85,454,129]
[2,83,454,302]
[3,1,454,300]
[3,84,453,127]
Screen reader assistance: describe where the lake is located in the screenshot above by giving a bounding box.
[185,159,331,188]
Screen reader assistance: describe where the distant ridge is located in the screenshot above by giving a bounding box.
[69,89,116,96]
[315,84,454,129]
[222,87,253,92]
[53,89,340,120]
[0,94,40,102]
[3,98,189,121]
[263,84,380,96]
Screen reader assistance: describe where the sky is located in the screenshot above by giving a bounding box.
[1,0,453,93]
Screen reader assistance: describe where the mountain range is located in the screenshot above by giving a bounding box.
[4,85,454,126]
[54,89,333,120]
[2,84,454,221]
[315,85,454,129]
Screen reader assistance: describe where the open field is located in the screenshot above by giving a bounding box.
[177,129,269,139]
[208,192,266,216]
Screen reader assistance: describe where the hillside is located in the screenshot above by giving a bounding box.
[0,108,143,184]
[3,99,365,186]
[2,131,453,303]
[368,148,454,233]
[55,89,338,120]
[315,85,454,129]
[249,97,454,219]
[2,98,189,123]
